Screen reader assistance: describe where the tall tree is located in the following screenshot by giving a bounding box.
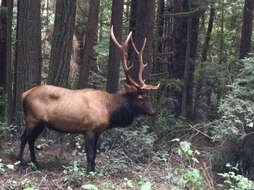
[155,0,165,73]
[131,0,155,82]
[106,0,124,93]
[75,0,89,67]
[170,0,202,119]
[6,0,13,124]
[48,0,77,87]
[0,0,7,89]
[171,0,188,80]
[202,2,215,62]
[12,0,42,126]
[239,0,254,59]
[79,0,100,89]
[128,0,137,70]
[170,0,188,115]
[181,1,202,120]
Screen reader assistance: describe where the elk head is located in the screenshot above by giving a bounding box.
[110,26,160,115]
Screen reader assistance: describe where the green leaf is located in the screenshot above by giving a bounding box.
[82,184,99,190]
[6,164,15,170]
[24,187,34,190]
[141,181,152,190]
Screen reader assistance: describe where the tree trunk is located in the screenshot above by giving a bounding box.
[6,0,13,124]
[239,0,254,59]
[106,0,123,93]
[48,0,77,87]
[131,0,155,82]
[79,0,100,89]
[128,0,137,70]
[219,0,224,64]
[75,0,89,72]
[13,0,42,126]
[155,0,166,73]
[0,0,7,89]
[181,5,202,120]
[171,0,188,80]
[170,0,188,115]
[0,0,7,121]
[202,3,215,62]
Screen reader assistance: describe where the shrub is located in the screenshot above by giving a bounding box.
[213,57,254,140]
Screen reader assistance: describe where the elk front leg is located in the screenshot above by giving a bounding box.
[85,132,99,173]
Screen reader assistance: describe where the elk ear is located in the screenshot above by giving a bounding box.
[124,83,138,94]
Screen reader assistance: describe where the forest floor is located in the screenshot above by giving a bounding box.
[0,128,219,190]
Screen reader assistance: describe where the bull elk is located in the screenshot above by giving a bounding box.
[19,26,160,173]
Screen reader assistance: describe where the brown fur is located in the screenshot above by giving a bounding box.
[22,85,127,134]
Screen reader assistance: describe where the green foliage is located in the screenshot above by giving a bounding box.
[0,159,15,175]
[27,162,38,171]
[194,61,228,120]
[167,139,203,190]
[62,160,86,187]
[8,178,36,190]
[174,140,200,163]
[140,181,152,190]
[213,57,254,140]
[0,87,7,109]
[94,37,109,58]
[82,184,100,190]
[218,163,254,190]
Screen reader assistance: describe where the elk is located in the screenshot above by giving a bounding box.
[19,26,160,173]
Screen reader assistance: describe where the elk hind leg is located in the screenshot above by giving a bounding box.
[18,129,29,165]
[28,122,45,167]
[85,132,99,173]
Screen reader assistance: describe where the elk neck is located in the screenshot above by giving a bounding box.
[108,93,140,129]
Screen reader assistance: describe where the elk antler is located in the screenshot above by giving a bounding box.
[131,36,160,90]
[111,26,160,90]
[110,26,140,88]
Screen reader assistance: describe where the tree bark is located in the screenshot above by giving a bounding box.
[155,0,166,73]
[171,0,188,80]
[13,0,42,126]
[0,0,7,89]
[128,0,137,71]
[219,0,224,64]
[131,0,155,82]
[79,0,100,89]
[106,0,123,93]
[170,0,188,115]
[202,3,215,62]
[181,6,202,120]
[239,0,254,59]
[6,0,13,124]
[48,0,77,87]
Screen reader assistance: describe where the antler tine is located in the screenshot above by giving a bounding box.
[110,26,121,49]
[131,36,160,90]
[110,26,140,88]
[131,37,147,86]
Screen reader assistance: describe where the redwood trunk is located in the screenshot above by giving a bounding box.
[106,0,123,93]
[0,0,7,89]
[6,0,13,124]
[131,0,155,82]
[48,0,77,87]
[79,0,100,89]
[239,0,254,59]
[13,0,42,126]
